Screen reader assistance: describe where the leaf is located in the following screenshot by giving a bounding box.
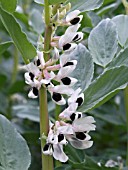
[0,41,13,55]
[112,15,128,47]
[0,114,31,170]
[48,0,67,5]
[29,9,45,34]
[0,0,17,13]
[88,19,118,67]
[79,66,128,112]
[68,0,103,12]
[0,6,36,62]
[107,47,128,69]
[70,44,94,91]
[34,0,44,5]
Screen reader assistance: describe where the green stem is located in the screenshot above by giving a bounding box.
[39,87,53,170]
[124,87,128,166]
[39,0,53,170]
[122,0,128,15]
[11,47,18,84]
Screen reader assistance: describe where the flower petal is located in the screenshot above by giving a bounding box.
[66,10,80,22]
[28,87,38,98]
[53,144,68,162]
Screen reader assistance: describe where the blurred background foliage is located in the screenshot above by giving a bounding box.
[0,0,128,169]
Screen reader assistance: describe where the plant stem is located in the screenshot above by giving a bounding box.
[122,0,128,15]
[39,0,53,170]
[39,87,53,170]
[124,87,128,166]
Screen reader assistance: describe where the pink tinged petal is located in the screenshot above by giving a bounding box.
[42,143,53,155]
[28,87,38,99]
[70,112,82,121]
[68,136,93,149]
[66,10,80,22]
[60,53,70,67]
[72,116,96,132]
[58,134,68,145]
[24,72,33,85]
[46,64,61,71]
[72,32,84,42]
[53,47,60,60]
[63,43,77,53]
[53,144,68,162]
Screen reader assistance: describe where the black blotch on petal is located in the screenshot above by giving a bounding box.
[63,43,71,51]
[52,92,62,102]
[70,113,76,121]
[29,72,34,81]
[78,113,82,119]
[76,97,83,106]
[73,34,79,41]
[63,62,74,67]
[43,143,50,151]
[76,132,86,140]
[61,77,71,85]
[70,17,80,25]
[37,59,41,66]
[32,87,38,96]
[58,134,64,142]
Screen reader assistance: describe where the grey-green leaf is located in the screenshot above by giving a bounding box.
[112,15,128,47]
[69,0,103,12]
[88,18,118,67]
[70,44,94,91]
[79,66,128,112]
[107,47,128,69]
[0,0,17,13]
[0,41,13,55]
[34,0,44,5]
[0,6,36,62]
[0,115,31,170]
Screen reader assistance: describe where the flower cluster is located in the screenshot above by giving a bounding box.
[24,3,96,162]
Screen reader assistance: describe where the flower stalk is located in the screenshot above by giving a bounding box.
[39,0,53,169]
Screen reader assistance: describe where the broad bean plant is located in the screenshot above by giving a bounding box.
[0,0,128,170]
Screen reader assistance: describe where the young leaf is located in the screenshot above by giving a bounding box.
[79,66,128,112]
[107,47,128,69]
[0,114,31,170]
[0,41,13,55]
[70,44,94,91]
[0,6,36,62]
[112,15,128,47]
[0,0,17,13]
[88,19,118,67]
[68,0,103,12]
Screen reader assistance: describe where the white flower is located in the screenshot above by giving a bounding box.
[59,24,81,48]
[66,10,81,23]
[68,88,84,107]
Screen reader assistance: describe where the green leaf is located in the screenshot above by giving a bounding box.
[107,47,128,69]
[79,66,128,112]
[88,19,118,67]
[0,114,31,170]
[70,44,94,91]
[29,9,45,34]
[0,41,13,55]
[0,0,17,13]
[48,0,67,5]
[68,0,103,12]
[0,6,36,62]
[112,15,128,47]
